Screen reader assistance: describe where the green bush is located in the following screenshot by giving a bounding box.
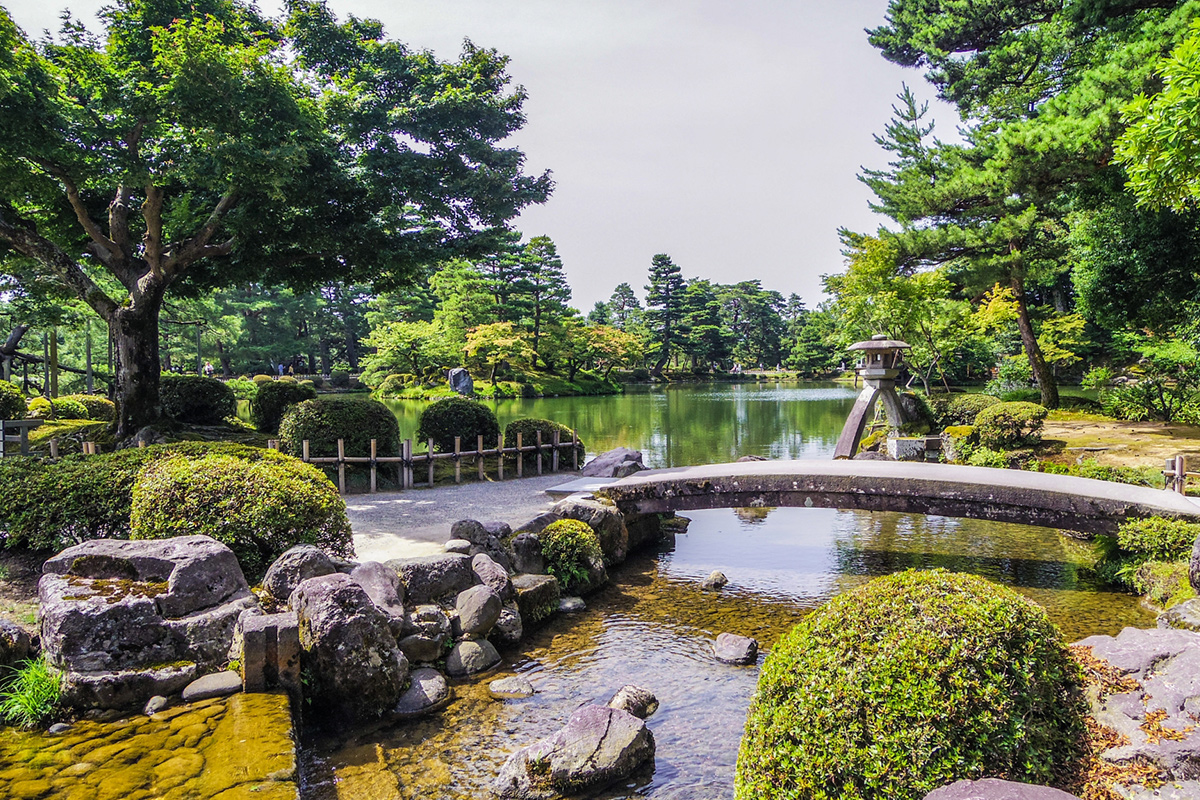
[279,397,400,458]
[0,442,291,550]
[974,401,1047,449]
[50,397,89,420]
[966,447,1012,468]
[0,656,61,729]
[735,569,1085,800]
[539,519,603,594]
[159,375,236,424]
[130,452,353,578]
[416,397,500,453]
[0,381,25,420]
[1117,517,1200,561]
[252,381,318,433]
[375,374,415,397]
[61,394,116,422]
[504,418,584,471]
[1000,388,1042,403]
[329,370,351,388]
[1028,459,1162,488]
[252,374,274,386]
[25,397,53,419]
[226,378,259,403]
[943,393,1001,426]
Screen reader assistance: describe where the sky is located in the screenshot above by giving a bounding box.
[5,0,960,310]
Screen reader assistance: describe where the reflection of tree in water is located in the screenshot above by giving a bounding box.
[733,506,775,525]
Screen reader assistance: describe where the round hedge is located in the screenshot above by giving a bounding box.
[944,394,1001,426]
[974,401,1048,449]
[50,397,89,420]
[417,397,500,453]
[159,375,236,424]
[539,519,604,594]
[130,452,353,578]
[735,569,1085,800]
[252,380,318,433]
[0,382,26,420]
[279,396,400,458]
[504,418,584,471]
[61,394,116,422]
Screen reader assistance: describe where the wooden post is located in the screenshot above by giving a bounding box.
[302,440,310,462]
[454,436,462,484]
[516,432,523,478]
[498,436,505,481]
[337,438,346,495]
[572,431,579,470]
[49,439,58,459]
[403,438,412,488]
[427,438,435,486]
[552,430,560,472]
[1178,454,1188,494]
[370,439,378,494]
[477,434,485,481]
[138,440,146,449]
[536,430,543,475]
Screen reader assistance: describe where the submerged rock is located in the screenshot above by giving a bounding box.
[607,685,658,719]
[701,571,728,591]
[513,574,560,627]
[924,779,1081,799]
[489,675,535,700]
[559,597,586,613]
[394,668,450,718]
[713,633,758,665]
[493,704,655,799]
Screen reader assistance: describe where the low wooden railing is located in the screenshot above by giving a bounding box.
[0,419,42,457]
[1164,454,1200,495]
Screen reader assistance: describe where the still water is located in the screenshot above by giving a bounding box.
[303,383,1153,799]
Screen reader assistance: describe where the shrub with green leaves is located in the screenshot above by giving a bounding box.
[1117,517,1200,561]
[538,519,604,594]
[735,569,1086,800]
[0,381,25,420]
[49,397,89,420]
[226,378,259,403]
[965,447,1012,468]
[942,393,1001,426]
[1028,459,1162,489]
[159,375,236,424]
[504,419,584,471]
[61,394,116,422]
[25,397,53,419]
[252,380,318,433]
[375,374,416,397]
[279,396,400,458]
[329,370,351,388]
[130,452,353,578]
[0,657,62,729]
[416,397,500,453]
[252,374,274,386]
[974,401,1047,449]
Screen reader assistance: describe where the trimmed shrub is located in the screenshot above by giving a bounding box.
[130,453,353,578]
[252,381,318,433]
[376,374,414,397]
[25,397,53,419]
[504,418,584,471]
[226,378,259,403]
[735,569,1086,800]
[252,374,274,385]
[61,394,116,422]
[279,397,400,458]
[416,397,500,453]
[974,401,1047,449]
[943,393,1001,426]
[50,397,89,420]
[0,381,25,420]
[1117,517,1200,562]
[159,375,236,424]
[329,370,351,388]
[539,519,603,594]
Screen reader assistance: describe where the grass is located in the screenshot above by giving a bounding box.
[0,657,62,729]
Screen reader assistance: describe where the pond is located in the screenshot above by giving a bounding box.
[303,382,1153,799]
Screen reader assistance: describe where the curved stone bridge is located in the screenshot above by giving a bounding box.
[594,460,1200,536]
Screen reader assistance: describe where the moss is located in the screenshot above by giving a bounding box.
[1133,560,1195,608]
[62,576,170,603]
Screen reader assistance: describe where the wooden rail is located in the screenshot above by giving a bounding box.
[1164,454,1200,495]
[0,419,42,457]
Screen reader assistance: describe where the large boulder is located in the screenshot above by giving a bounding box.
[493,704,655,799]
[446,639,500,678]
[350,561,405,635]
[448,366,474,396]
[262,545,337,603]
[509,533,546,575]
[472,553,513,601]
[513,574,560,627]
[456,585,502,638]
[513,513,562,537]
[386,553,473,603]
[397,604,451,663]
[581,447,645,478]
[290,573,409,724]
[713,633,758,665]
[0,620,32,670]
[552,497,629,565]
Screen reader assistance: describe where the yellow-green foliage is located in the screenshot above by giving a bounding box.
[49,397,89,420]
[974,401,1048,449]
[130,453,353,578]
[1117,517,1200,561]
[735,569,1085,800]
[0,657,61,729]
[942,425,975,439]
[60,394,116,422]
[25,397,52,419]
[0,381,25,420]
[539,519,603,594]
[857,428,887,453]
[1133,560,1195,608]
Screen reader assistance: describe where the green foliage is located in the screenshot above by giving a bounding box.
[966,447,1012,469]
[416,397,499,453]
[374,374,416,397]
[1081,367,1115,390]
[735,569,1086,800]
[130,452,352,577]
[159,375,236,425]
[62,395,116,422]
[974,401,1048,449]
[329,371,351,389]
[226,379,259,402]
[1117,517,1200,562]
[503,418,584,471]
[278,397,400,458]
[0,382,25,420]
[1097,341,1200,423]
[1000,388,1042,404]
[0,657,61,729]
[252,380,317,433]
[24,398,52,419]
[1132,560,1195,608]
[940,394,1001,427]
[252,375,274,386]
[538,519,603,594]
[984,356,1035,399]
[49,397,89,420]
[1027,459,1163,489]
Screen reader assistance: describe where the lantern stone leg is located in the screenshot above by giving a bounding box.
[833,336,914,460]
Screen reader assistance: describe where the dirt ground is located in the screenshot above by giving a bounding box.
[0,549,50,636]
[1043,414,1200,470]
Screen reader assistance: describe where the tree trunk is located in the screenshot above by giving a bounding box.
[216,341,233,377]
[343,318,359,371]
[320,339,331,374]
[1011,275,1059,409]
[111,297,165,439]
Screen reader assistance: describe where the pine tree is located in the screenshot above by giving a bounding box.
[644,254,686,371]
[607,283,643,329]
[513,236,571,363]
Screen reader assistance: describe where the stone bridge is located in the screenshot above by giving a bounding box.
[594,460,1200,536]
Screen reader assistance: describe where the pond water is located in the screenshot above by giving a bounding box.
[303,382,1154,799]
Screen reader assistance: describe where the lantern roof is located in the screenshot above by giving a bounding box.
[848,335,911,352]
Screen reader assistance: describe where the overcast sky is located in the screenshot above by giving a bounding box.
[5,0,959,310]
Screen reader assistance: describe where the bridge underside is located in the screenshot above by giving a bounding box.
[594,460,1200,536]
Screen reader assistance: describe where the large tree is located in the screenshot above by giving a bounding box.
[644,253,686,371]
[512,235,571,362]
[0,0,551,437]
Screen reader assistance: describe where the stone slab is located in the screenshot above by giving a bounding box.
[545,478,618,498]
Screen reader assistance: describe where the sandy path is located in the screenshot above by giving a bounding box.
[1044,417,1200,468]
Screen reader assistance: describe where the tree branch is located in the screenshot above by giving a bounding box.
[32,158,123,266]
[142,183,164,278]
[165,190,239,275]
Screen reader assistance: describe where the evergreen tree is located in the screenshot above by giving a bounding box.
[644,254,686,371]
[680,279,733,369]
[513,236,571,363]
[607,283,643,329]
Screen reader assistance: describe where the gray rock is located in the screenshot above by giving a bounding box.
[484,521,513,539]
[456,585,502,638]
[493,704,655,799]
[262,544,337,603]
[446,639,500,678]
[48,722,71,734]
[924,779,1081,799]
[448,366,474,396]
[0,619,32,669]
[513,574,561,627]
[404,604,452,638]
[1076,627,1200,676]
[489,675,535,700]
[736,455,768,462]
[444,539,472,555]
[162,593,258,669]
[1161,599,1200,632]
[451,519,491,546]
[398,634,445,664]
[627,512,667,552]
[181,670,242,702]
[491,602,524,649]
[713,633,758,665]
[350,561,405,634]
[509,533,546,575]
[1191,533,1200,594]
[581,447,645,478]
[607,685,658,719]
[514,513,562,537]
[386,553,473,603]
[143,695,168,715]
[291,573,409,724]
[472,553,513,601]
[394,667,450,718]
[701,571,728,591]
[61,662,197,711]
[552,497,629,565]
[559,597,586,613]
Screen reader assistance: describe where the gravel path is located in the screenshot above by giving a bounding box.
[346,474,567,562]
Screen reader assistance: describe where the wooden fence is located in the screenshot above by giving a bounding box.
[1164,454,1199,495]
[266,430,581,495]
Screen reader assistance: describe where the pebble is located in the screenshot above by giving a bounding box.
[559,597,586,613]
[444,539,473,555]
[144,695,169,715]
[181,671,242,703]
[713,632,758,665]
[47,723,71,734]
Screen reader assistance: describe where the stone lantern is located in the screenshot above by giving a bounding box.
[833,335,914,459]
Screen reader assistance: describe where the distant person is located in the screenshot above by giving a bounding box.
[203,361,215,378]
[287,364,295,377]
[276,363,285,378]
